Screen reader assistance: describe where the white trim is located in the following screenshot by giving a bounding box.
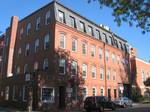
[92,87,97,96]
[136,58,150,66]
[100,87,105,96]
[41,87,55,103]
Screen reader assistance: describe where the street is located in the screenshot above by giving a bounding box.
[105,103,150,112]
[0,104,150,112]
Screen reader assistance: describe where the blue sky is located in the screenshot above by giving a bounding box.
[0,0,150,61]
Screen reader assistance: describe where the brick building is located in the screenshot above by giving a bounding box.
[130,48,150,97]
[0,34,5,77]
[0,1,131,111]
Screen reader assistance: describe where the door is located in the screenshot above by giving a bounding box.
[59,86,66,109]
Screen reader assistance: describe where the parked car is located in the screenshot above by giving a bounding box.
[113,97,132,108]
[84,96,116,112]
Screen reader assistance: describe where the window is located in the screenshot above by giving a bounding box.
[112,53,116,64]
[58,10,65,23]
[36,17,41,30]
[92,66,96,79]
[107,36,112,45]
[141,69,145,82]
[92,87,97,96]
[23,85,27,101]
[82,42,87,55]
[35,39,39,52]
[16,66,20,75]
[114,89,117,98]
[102,33,107,43]
[42,87,55,103]
[43,58,48,71]
[71,61,77,75]
[99,48,103,59]
[72,38,77,52]
[108,88,111,99]
[59,33,66,49]
[44,34,50,50]
[70,16,76,28]
[25,44,30,56]
[26,23,31,35]
[95,30,100,39]
[12,85,17,101]
[82,64,87,78]
[79,21,86,32]
[24,64,29,74]
[82,87,88,100]
[105,50,109,62]
[5,86,9,100]
[100,87,104,96]
[88,26,93,36]
[100,68,104,80]
[45,11,51,25]
[91,45,96,57]
[107,69,110,80]
[113,71,116,81]
[59,59,66,74]
[117,56,120,64]
[19,28,23,39]
[34,62,39,71]
[18,48,22,57]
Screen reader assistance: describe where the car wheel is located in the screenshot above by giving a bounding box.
[99,106,104,112]
[123,103,126,108]
[111,104,116,110]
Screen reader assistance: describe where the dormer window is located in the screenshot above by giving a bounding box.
[88,26,93,36]
[58,10,65,23]
[95,30,100,39]
[70,16,76,28]
[79,21,86,32]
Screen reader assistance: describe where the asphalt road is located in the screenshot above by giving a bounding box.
[105,103,150,112]
[0,104,150,112]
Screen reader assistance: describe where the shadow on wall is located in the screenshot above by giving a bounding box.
[130,57,142,102]
[53,48,85,111]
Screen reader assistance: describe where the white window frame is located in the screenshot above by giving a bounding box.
[44,34,50,50]
[59,59,66,74]
[88,26,93,36]
[92,87,97,96]
[92,65,96,79]
[91,45,96,57]
[5,86,9,100]
[107,69,110,80]
[100,87,104,96]
[58,10,65,23]
[105,50,109,62]
[59,34,66,49]
[71,61,77,75]
[100,68,104,80]
[41,87,55,103]
[82,86,88,100]
[82,64,87,78]
[34,62,39,71]
[26,23,31,35]
[35,39,39,52]
[72,38,77,52]
[82,42,87,55]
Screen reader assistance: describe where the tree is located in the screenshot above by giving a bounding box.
[144,77,150,86]
[88,0,150,34]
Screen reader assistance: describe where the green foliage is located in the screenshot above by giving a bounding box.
[88,0,150,34]
[144,77,150,86]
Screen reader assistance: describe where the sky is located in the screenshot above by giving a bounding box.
[0,0,150,61]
